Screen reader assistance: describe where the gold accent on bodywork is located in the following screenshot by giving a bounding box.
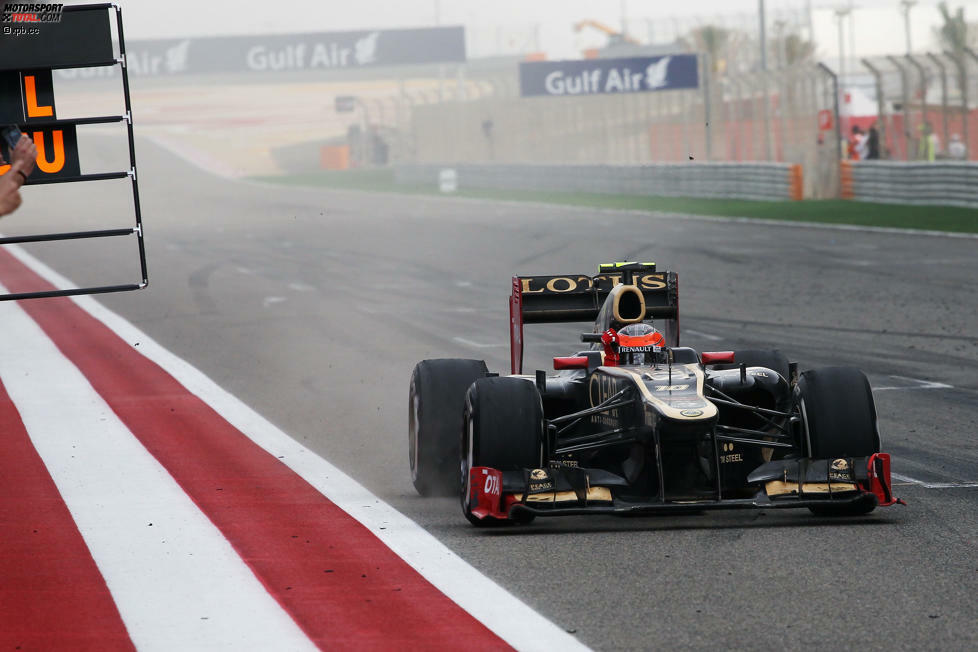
[601,364,718,421]
[765,480,859,496]
[611,284,646,324]
[514,487,613,503]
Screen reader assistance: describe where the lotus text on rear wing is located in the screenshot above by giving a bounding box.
[520,273,667,294]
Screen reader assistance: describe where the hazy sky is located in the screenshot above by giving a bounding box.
[115,0,977,60]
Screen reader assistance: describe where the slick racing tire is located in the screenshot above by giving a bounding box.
[461,377,544,526]
[409,359,488,497]
[797,366,881,516]
[732,349,791,382]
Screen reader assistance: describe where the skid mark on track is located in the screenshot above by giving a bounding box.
[453,336,505,349]
[684,329,723,341]
[873,375,954,392]
[892,473,978,489]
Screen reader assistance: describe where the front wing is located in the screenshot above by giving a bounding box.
[466,454,902,521]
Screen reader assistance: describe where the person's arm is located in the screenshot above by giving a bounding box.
[0,177,22,216]
[0,135,37,217]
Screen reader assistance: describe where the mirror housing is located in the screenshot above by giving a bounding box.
[701,351,735,365]
[553,356,589,370]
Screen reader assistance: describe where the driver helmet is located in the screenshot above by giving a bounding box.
[617,322,665,365]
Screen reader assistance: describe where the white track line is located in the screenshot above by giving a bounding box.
[683,329,723,341]
[0,288,316,652]
[8,244,589,652]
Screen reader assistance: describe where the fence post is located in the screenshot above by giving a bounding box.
[906,55,930,155]
[760,72,773,161]
[818,63,842,162]
[701,53,713,161]
[887,55,912,160]
[862,59,887,158]
[926,53,950,152]
[818,62,842,198]
[958,48,978,160]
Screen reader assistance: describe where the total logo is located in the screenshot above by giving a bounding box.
[544,57,672,96]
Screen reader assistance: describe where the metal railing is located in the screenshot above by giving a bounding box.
[395,162,803,202]
[842,160,978,208]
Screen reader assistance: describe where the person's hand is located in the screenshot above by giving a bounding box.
[10,134,37,177]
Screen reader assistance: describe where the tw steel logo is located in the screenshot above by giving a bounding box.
[520,273,668,295]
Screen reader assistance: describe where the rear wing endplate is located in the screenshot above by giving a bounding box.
[509,266,679,374]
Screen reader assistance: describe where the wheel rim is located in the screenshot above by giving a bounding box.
[461,415,475,514]
[409,380,420,480]
[798,395,813,457]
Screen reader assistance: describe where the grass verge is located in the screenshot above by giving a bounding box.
[248,168,978,234]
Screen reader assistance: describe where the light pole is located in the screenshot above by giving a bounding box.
[774,20,789,69]
[621,0,628,41]
[848,0,856,73]
[900,0,916,55]
[834,7,851,82]
[759,0,768,71]
[835,6,851,122]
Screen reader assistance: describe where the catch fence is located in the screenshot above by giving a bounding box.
[404,61,840,199]
[306,48,978,206]
[858,50,978,164]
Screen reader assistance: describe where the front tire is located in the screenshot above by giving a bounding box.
[797,366,880,516]
[461,377,544,526]
[409,359,487,496]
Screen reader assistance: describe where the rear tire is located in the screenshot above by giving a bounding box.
[461,377,544,526]
[797,366,880,516]
[409,359,487,496]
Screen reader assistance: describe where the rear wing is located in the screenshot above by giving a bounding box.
[509,265,679,374]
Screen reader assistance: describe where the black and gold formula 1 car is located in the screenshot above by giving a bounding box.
[408,262,902,525]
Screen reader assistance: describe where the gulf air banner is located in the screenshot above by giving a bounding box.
[519,54,699,97]
[56,25,467,80]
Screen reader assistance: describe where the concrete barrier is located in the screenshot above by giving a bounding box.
[395,162,802,201]
[843,160,978,208]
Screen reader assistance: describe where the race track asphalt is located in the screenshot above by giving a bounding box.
[10,138,978,650]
